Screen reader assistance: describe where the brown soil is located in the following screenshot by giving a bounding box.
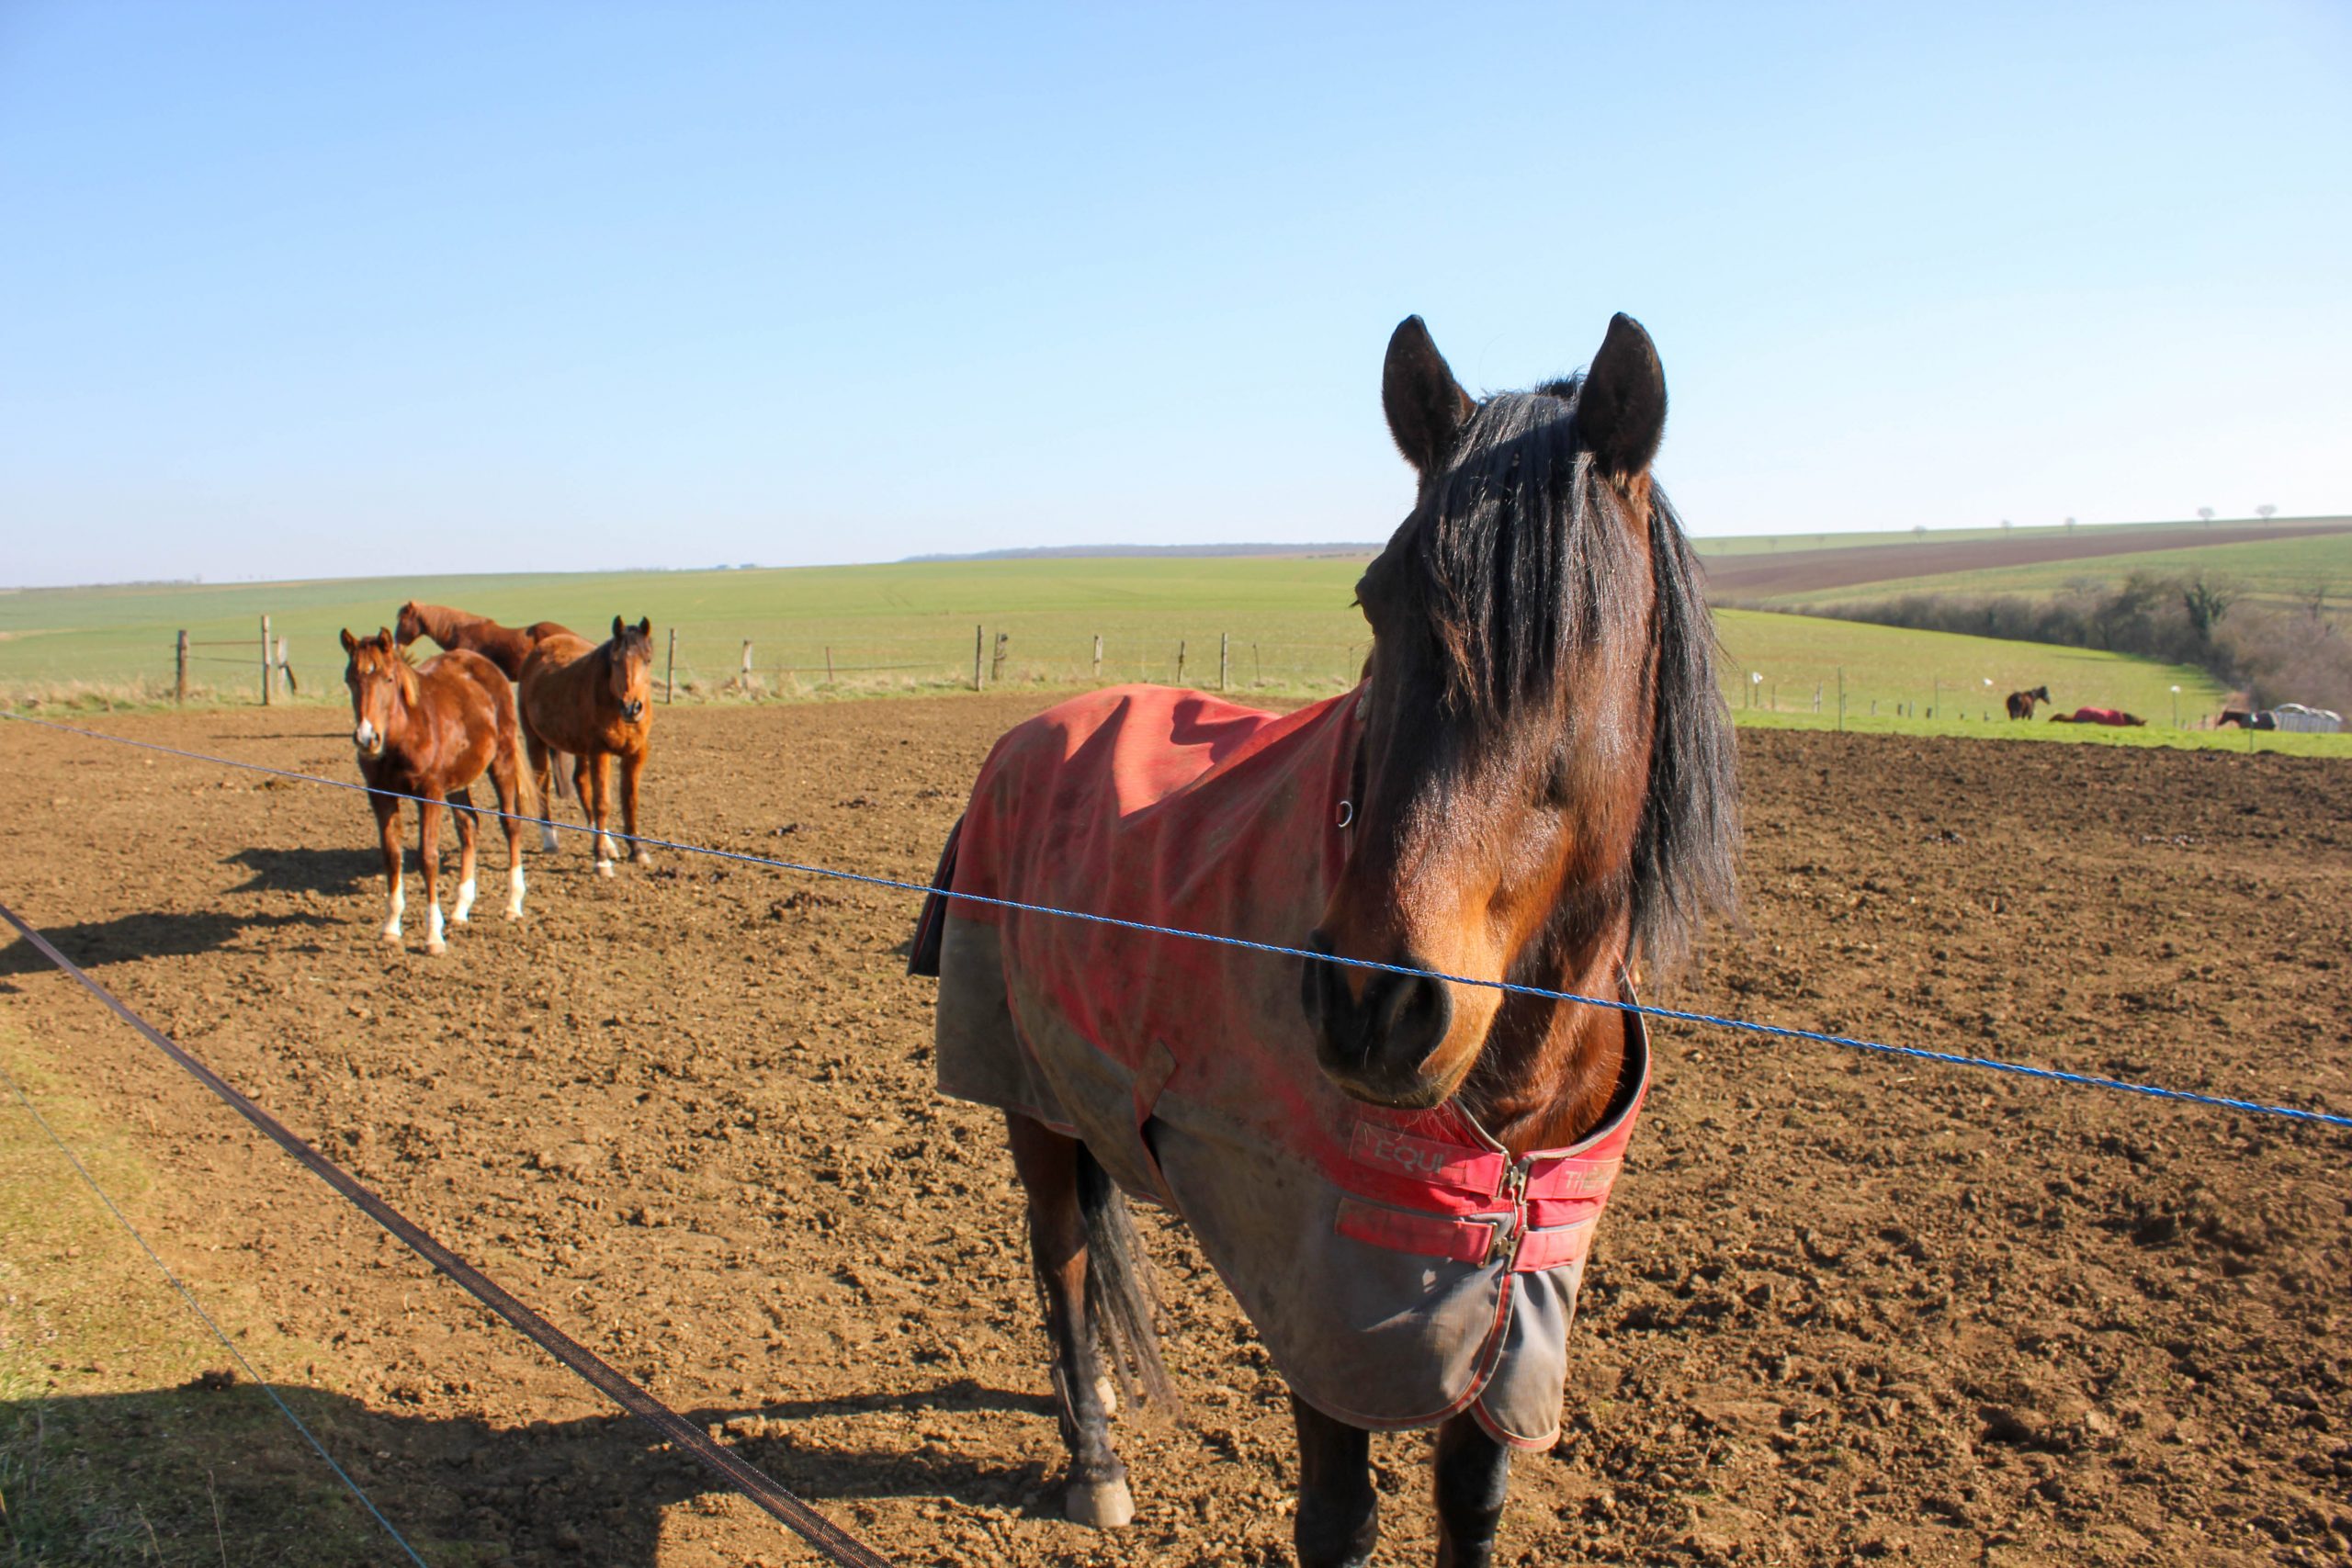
[2,700,2348,1567]
[1701,520,2352,603]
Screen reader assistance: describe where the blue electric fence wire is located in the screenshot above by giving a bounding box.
[0,1057,433,1567]
[3,708,2346,1133]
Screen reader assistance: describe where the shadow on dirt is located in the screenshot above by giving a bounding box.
[0,1378,1056,1566]
[0,910,335,978]
[222,845,380,896]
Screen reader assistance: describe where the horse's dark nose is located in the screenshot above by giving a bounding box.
[1301,931,1454,1107]
[621,700,644,721]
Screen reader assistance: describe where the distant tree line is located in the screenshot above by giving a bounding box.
[1755,570,2349,715]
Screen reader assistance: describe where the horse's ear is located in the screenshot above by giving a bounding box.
[376,627,395,649]
[1578,312,1667,479]
[636,616,650,639]
[340,628,357,654]
[1383,316,1474,477]
[612,615,626,640]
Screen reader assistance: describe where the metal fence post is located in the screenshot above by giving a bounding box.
[176,630,188,705]
[260,615,273,705]
[666,627,676,703]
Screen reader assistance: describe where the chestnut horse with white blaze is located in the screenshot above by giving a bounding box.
[913,314,1738,1565]
[340,629,538,954]
[517,616,656,876]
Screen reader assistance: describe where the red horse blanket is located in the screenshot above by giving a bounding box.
[926,684,1645,1447]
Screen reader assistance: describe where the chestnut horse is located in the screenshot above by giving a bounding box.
[914,315,1738,1564]
[394,601,578,801]
[517,616,656,876]
[339,629,538,953]
[2006,684,2052,719]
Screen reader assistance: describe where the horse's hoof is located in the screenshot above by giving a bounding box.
[424,940,447,956]
[1065,1477,1134,1529]
[595,860,616,879]
[630,850,652,867]
[380,929,402,945]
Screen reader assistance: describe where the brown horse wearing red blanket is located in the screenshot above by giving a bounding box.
[517,616,656,875]
[914,315,1738,1564]
[340,629,538,954]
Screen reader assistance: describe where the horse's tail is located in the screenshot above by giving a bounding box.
[1074,1144,1181,1419]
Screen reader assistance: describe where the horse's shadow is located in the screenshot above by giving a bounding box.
[222,845,380,896]
[0,909,334,978]
[0,1377,1056,1566]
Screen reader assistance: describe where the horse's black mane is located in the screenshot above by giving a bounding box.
[1384,378,1739,969]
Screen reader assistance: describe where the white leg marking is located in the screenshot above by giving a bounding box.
[453,876,477,923]
[506,864,526,919]
[595,857,616,878]
[426,902,447,954]
[598,833,620,862]
[540,821,560,853]
[383,885,404,942]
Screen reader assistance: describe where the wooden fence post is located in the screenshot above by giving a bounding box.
[1219,632,1229,691]
[1175,639,1187,684]
[991,631,1009,684]
[973,626,984,691]
[260,615,273,705]
[1091,635,1102,680]
[741,640,753,684]
[825,647,835,685]
[665,627,676,703]
[175,630,188,705]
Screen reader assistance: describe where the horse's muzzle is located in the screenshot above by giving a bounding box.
[354,722,384,760]
[1300,931,1455,1108]
[620,700,645,722]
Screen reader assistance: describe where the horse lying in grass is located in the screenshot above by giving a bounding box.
[340,628,538,953]
[912,313,1739,1565]
[518,616,656,876]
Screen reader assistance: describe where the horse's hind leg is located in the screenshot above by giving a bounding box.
[1291,1393,1378,1568]
[1005,1113,1133,1529]
[489,744,527,920]
[1432,1410,1511,1568]
[449,787,480,924]
[526,731,560,852]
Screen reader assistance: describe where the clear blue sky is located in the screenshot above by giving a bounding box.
[3,2,2346,587]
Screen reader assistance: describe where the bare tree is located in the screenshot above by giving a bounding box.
[2064,516,2077,531]
[2256,503,2278,521]
[2197,507,2215,526]
[2000,518,2014,531]
[1911,523,1928,538]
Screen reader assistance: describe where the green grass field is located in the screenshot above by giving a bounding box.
[1761,530,2352,611]
[1688,515,2330,558]
[4,557,2341,753]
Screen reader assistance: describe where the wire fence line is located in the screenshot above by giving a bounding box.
[0,896,898,1568]
[2,708,2344,1134]
[0,1046,433,1567]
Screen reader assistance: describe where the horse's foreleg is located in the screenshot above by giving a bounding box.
[1005,1113,1132,1529]
[526,730,560,852]
[449,787,480,924]
[621,749,650,865]
[416,793,447,954]
[372,795,404,944]
[1291,1393,1378,1568]
[1432,1411,1511,1568]
[584,754,617,874]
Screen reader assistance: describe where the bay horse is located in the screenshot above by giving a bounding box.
[2006,684,2051,719]
[395,601,579,802]
[912,314,1738,1564]
[517,616,656,876]
[339,629,538,953]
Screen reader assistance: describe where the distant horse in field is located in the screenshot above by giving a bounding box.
[340,629,538,953]
[2048,706,2145,727]
[518,616,656,876]
[2006,684,2051,719]
[910,314,1739,1564]
[395,601,578,801]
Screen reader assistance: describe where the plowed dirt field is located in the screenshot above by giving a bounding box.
[2,698,2347,1567]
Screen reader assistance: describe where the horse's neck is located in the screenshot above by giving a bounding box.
[1456,908,1634,1156]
